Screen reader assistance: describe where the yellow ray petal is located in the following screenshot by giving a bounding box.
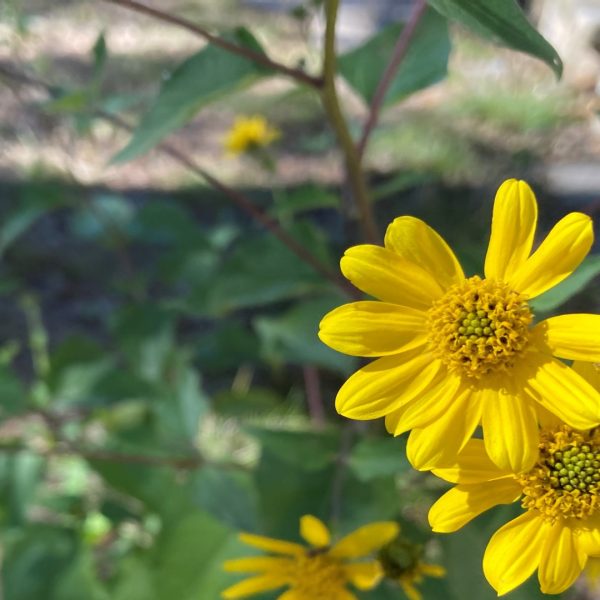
[572,360,600,392]
[340,245,444,309]
[224,557,294,573]
[420,563,446,577]
[400,581,422,600]
[534,314,600,362]
[222,573,288,599]
[335,351,441,420]
[518,353,600,430]
[432,438,512,484]
[276,590,303,600]
[480,383,539,472]
[483,511,550,596]
[299,515,330,548]
[484,179,538,282]
[429,479,521,533]
[575,520,600,556]
[343,562,383,590]
[384,216,464,290]
[318,302,428,357]
[238,533,304,556]
[538,522,587,595]
[384,372,462,436]
[406,387,481,470]
[507,212,593,298]
[332,590,359,600]
[329,522,399,560]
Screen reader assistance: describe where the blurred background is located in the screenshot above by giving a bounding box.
[1,1,600,599]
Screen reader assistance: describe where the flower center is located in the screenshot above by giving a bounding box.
[427,276,532,378]
[519,426,600,521]
[288,553,347,597]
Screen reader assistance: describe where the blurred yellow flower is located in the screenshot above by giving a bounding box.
[378,534,445,600]
[225,115,280,155]
[429,361,600,597]
[319,179,600,472]
[222,514,399,600]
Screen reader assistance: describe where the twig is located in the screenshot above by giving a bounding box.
[0,64,358,299]
[0,442,242,470]
[321,0,379,244]
[99,0,323,88]
[303,365,325,427]
[357,0,428,159]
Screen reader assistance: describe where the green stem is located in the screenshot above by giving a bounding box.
[321,0,379,244]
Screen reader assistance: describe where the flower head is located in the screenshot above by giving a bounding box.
[428,362,600,596]
[222,515,399,600]
[378,534,445,600]
[224,115,280,156]
[319,179,600,472]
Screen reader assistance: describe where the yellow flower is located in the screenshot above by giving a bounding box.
[222,515,399,600]
[319,179,600,472]
[378,534,446,600]
[224,115,280,155]
[428,370,600,597]
[585,556,600,589]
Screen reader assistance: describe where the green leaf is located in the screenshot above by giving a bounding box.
[250,427,340,472]
[339,8,450,105]
[253,296,356,375]
[113,28,271,163]
[530,254,600,314]
[426,0,562,77]
[0,366,26,417]
[200,223,334,314]
[348,436,410,482]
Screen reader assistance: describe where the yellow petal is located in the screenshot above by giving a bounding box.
[340,245,443,309]
[432,438,512,484]
[429,479,521,533]
[318,302,428,357]
[518,352,600,429]
[384,372,462,436]
[222,574,288,599]
[572,360,600,392]
[343,562,383,590]
[406,387,481,470]
[508,212,593,298]
[483,512,550,596]
[335,351,442,420]
[575,521,600,556]
[420,563,446,578]
[538,522,586,595]
[331,591,359,600]
[534,314,600,361]
[484,179,538,282]
[224,557,293,573]
[299,515,330,548]
[585,557,600,590]
[238,533,304,556]
[384,216,464,290]
[480,383,538,472]
[276,591,303,600]
[330,522,399,560]
[400,580,422,600]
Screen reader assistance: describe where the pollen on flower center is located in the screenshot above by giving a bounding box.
[427,276,532,378]
[519,426,600,522]
[288,552,346,597]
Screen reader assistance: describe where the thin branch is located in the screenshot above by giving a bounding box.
[0,443,246,470]
[357,0,428,159]
[99,0,323,88]
[303,365,325,427]
[321,0,379,244]
[0,64,358,299]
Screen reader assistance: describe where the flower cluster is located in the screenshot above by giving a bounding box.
[315,179,600,595]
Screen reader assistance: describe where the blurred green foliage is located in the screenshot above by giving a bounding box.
[0,0,590,599]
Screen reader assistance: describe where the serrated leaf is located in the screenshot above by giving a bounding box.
[113,28,271,163]
[254,296,356,375]
[426,0,562,77]
[339,8,450,105]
